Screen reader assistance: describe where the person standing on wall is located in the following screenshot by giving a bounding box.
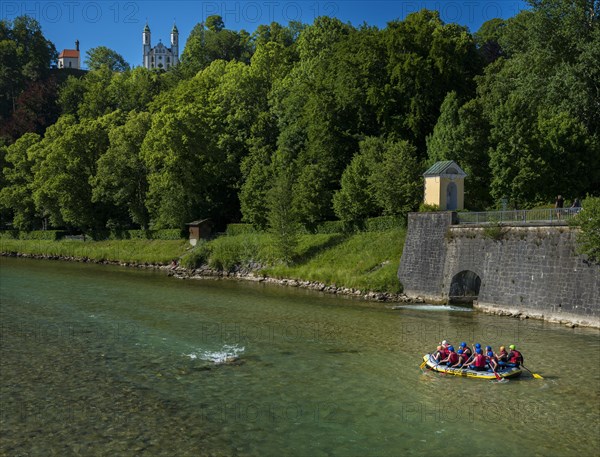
[555,195,564,219]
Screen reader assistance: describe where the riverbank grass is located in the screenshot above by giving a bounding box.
[0,239,190,264]
[263,229,405,293]
[2,228,406,293]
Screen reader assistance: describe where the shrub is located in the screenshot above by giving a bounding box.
[18,230,68,240]
[226,224,257,236]
[364,216,404,232]
[315,220,346,234]
[180,241,210,269]
[419,203,440,212]
[0,231,18,239]
[570,196,600,262]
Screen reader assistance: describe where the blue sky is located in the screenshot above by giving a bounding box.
[3,1,529,68]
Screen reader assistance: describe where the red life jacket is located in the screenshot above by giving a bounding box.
[498,350,508,361]
[463,347,472,357]
[474,354,486,367]
[448,351,459,364]
[439,348,449,359]
[509,350,522,364]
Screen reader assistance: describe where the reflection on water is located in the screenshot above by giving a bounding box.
[1,257,599,456]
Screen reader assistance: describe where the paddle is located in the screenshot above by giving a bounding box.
[521,365,544,379]
[419,359,427,370]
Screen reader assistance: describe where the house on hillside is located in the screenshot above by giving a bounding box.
[58,40,81,69]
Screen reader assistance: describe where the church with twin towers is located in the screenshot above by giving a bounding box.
[142,22,179,70]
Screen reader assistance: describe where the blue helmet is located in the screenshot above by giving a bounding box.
[486,346,492,351]
[487,352,494,357]
[460,342,467,347]
[458,349,464,354]
[448,346,455,352]
[475,343,481,349]
[476,348,482,354]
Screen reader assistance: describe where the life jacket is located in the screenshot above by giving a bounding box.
[474,354,486,368]
[448,352,459,364]
[498,350,508,362]
[463,346,472,357]
[439,348,449,359]
[509,350,522,364]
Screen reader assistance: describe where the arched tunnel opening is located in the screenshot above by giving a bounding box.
[449,270,481,305]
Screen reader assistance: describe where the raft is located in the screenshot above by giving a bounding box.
[422,354,522,380]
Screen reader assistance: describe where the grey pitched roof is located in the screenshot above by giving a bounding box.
[186,219,211,225]
[423,161,467,177]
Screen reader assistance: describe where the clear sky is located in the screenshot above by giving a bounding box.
[2,1,529,69]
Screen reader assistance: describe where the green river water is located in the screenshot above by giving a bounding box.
[0,257,599,457]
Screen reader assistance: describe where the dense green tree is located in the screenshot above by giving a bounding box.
[362,137,422,216]
[0,133,41,228]
[92,111,152,228]
[333,153,375,226]
[85,46,130,72]
[267,167,299,263]
[180,18,253,77]
[32,112,124,230]
[0,16,57,141]
[427,93,492,209]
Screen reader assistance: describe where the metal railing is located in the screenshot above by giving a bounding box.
[456,208,581,225]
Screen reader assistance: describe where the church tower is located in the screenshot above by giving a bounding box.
[170,23,179,66]
[143,22,151,69]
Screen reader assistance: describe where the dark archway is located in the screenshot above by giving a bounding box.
[449,270,481,304]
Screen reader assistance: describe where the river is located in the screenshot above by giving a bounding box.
[1,257,598,456]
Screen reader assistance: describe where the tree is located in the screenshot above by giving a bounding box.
[32,112,124,230]
[268,168,299,263]
[0,16,57,139]
[205,15,225,32]
[85,46,130,72]
[92,111,152,228]
[572,196,600,262]
[333,153,376,227]
[427,93,493,209]
[363,137,422,216]
[0,133,41,229]
[334,137,422,225]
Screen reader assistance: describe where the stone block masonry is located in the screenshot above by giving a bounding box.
[398,213,600,328]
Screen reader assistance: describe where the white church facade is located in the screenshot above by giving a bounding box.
[143,23,179,70]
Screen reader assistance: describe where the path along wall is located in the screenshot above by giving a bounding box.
[398,213,600,328]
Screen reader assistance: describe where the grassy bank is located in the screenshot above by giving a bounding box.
[0,239,190,264]
[182,228,406,293]
[2,228,407,293]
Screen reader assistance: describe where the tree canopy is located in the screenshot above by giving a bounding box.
[2,1,599,233]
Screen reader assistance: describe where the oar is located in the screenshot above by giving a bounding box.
[491,366,502,381]
[521,365,544,379]
[419,359,427,370]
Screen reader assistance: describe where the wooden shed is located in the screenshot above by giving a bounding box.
[423,161,467,211]
[186,219,212,246]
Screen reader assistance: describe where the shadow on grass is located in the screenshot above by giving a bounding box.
[292,234,349,264]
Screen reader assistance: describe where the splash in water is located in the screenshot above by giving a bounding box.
[184,344,245,364]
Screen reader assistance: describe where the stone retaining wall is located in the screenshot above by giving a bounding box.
[398,213,600,328]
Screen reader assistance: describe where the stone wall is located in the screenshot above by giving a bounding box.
[398,213,600,327]
[397,212,454,302]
